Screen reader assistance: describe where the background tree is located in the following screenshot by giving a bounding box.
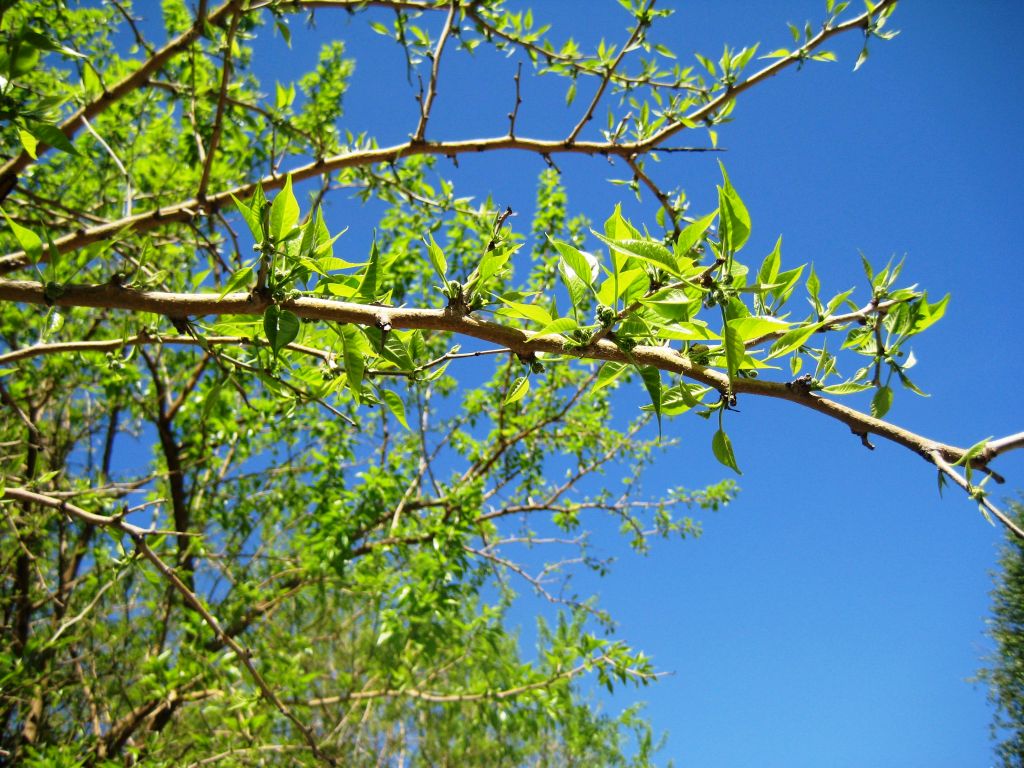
[0,0,1021,765]
[980,500,1024,768]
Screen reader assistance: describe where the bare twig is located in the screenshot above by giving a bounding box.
[412,0,458,143]
[507,62,523,138]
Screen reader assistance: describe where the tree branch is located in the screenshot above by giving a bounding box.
[0,487,336,765]
[1,277,1014,537]
[0,0,245,202]
[411,0,457,143]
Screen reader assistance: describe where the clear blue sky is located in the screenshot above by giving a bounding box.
[188,1,1024,764]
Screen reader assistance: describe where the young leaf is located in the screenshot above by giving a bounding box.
[1,210,42,262]
[231,193,265,242]
[263,305,300,355]
[639,365,663,437]
[722,320,745,380]
[504,376,530,405]
[425,235,450,292]
[593,361,627,393]
[727,316,791,343]
[355,239,381,303]
[339,324,367,398]
[528,316,579,339]
[219,264,254,297]
[757,236,782,286]
[640,287,693,322]
[954,436,993,468]
[269,175,299,242]
[381,389,410,429]
[25,121,79,157]
[712,429,741,474]
[594,232,680,276]
[766,321,823,359]
[18,128,38,158]
[550,237,598,286]
[496,298,554,326]
[558,257,589,312]
[870,385,893,418]
[820,381,873,395]
[675,211,718,257]
[717,162,751,252]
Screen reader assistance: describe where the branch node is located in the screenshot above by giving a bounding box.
[852,429,875,451]
[786,373,815,396]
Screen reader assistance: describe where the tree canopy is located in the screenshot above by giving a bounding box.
[0,0,1021,765]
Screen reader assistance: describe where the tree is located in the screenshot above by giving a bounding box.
[0,0,1020,764]
[980,501,1024,768]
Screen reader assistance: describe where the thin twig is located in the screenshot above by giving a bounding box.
[928,450,1024,540]
[412,0,458,142]
[198,9,243,201]
[566,0,655,143]
[507,62,523,138]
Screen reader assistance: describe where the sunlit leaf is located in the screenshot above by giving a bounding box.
[712,429,741,474]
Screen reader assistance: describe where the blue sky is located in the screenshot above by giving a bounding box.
[144,0,1024,764]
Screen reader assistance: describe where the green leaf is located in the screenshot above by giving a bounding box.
[640,287,693,322]
[528,316,579,338]
[231,193,265,242]
[870,385,893,418]
[854,45,869,71]
[355,239,381,303]
[381,389,409,429]
[593,361,627,393]
[496,297,553,326]
[675,211,718,257]
[722,321,745,380]
[727,316,791,343]
[269,176,299,242]
[339,324,367,398]
[717,162,751,252]
[909,293,949,335]
[639,366,662,436]
[469,240,518,298]
[298,205,332,260]
[594,233,680,276]
[757,236,782,286]
[806,264,821,312]
[820,381,873,395]
[425,235,450,291]
[550,237,597,286]
[558,257,589,312]
[658,382,706,415]
[26,121,79,156]
[712,429,741,474]
[18,128,38,158]
[263,305,300,355]
[770,265,805,306]
[603,204,640,241]
[504,376,530,405]
[219,264,254,297]
[767,321,823,359]
[954,436,992,468]
[1,210,42,262]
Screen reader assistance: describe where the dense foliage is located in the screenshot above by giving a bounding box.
[980,501,1024,768]
[0,0,1020,765]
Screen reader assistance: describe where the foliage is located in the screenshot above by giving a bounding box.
[0,0,1018,765]
[979,501,1024,768]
